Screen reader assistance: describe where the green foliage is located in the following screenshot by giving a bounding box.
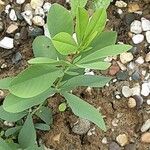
[0,2,132,149]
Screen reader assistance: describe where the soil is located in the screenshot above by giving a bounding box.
[0,0,150,150]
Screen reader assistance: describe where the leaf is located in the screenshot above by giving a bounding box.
[0,106,26,122]
[0,77,13,89]
[3,89,54,113]
[52,32,78,55]
[63,93,106,131]
[75,7,89,44]
[32,36,58,59]
[36,106,53,125]
[24,145,44,150]
[76,61,111,70]
[77,44,132,64]
[0,137,12,150]
[5,126,21,137]
[47,4,74,37]
[18,114,36,149]
[94,0,111,9]
[9,65,63,98]
[35,123,50,131]
[60,75,111,91]
[70,0,88,17]
[58,103,67,112]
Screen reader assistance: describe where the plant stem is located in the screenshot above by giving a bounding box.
[31,102,44,115]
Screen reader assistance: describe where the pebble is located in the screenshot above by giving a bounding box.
[16,0,25,4]
[141,119,150,132]
[0,90,4,100]
[4,121,14,127]
[5,5,11,14]
[24,3,33,12]
[141,17,150,31]
[28,26,43,37]
[102,137,108,144]
[72,118,91,135]
[147,99,150,105]
[117,61,127,70]
[0,37,14,49]
[12,52,22,64]
[122,86,132,98]
[128,97,136,108]
[35,7,45,18]
[146,31,150,44]
[6,23,18,34]
[0,21,4,32]
[43,2,51,13]
[128,3,140,13]
[132,34,144,44]
[116,71,128,81]
[124,144,136,150]
[109,142,121,150]
[131,71,140,81]
[120,52,133,64]
[141,82,150,97]
[135,56,144,64]
[130,20,142,34]
[9,9,17,21]
[131,84,141,96]
[30,0,44,9]
[115,1,127,8]
[109,64,120,76]
[133,95,143,109]
[141,132,150,143]
[145,52,150,62]
[21,10,33,25]
[116,134,128,146]
[32,16,45,26]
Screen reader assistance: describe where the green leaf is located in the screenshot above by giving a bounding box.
[52,32,78,55]
[24,145,44,150]
[59,103,67,112]
[0,106,26,122]
[77,44,132,64]
[75,7,89,44]
[63,93,106,131]
[70,0,88,17]
[18,114,36,149]
[5,126,21,137]
[36,106,53,125]
[3,89,54,113]
[32,36,58,59]
[9,65,63,98]
[47,4,74,37]
[94,0,111,9]
[60,75,111,91]
[0,77,13,89]
[35,123,50,131]
[0,137,12,150]
[76,61,111,70]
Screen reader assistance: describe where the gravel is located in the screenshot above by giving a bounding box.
[130,20,142,34]
[132,34,144,44]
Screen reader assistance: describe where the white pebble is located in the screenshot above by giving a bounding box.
[135,56,144,64]
[145,52,150,62]
[117,9,123,15]
[43,2,51,13]
[141,17,150,31]
[130,20,142,34]
[0,37,14,49]
[147,99,150,105]
[132,34,144,44]
[122,86,132,98]
[5,4,11,14]
[115,1,127,8]
[35,7,45,18]
[16,0,25,4]
[21,10,33,25]
[32,16,45,26]
[9,9,17,21]
[116,134,128,146]
[131,84,141,96]
[30,0,44,9]
[102,137,108,144]
[146,31,150,44]
[120,52,133,64]
[141,119,150,132]
[141,83,150,97]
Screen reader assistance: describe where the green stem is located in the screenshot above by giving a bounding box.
[31,102,44,115]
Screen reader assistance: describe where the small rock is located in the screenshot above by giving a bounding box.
[72,118,91,135]
[132,34,144,44]
[133,95,143,109]
[109,142,121,150]
[4,121,14,127]
[12,52,22,64]
[30,0,44,9]
[125,13,137,26]
[128,97,136,108]
[135,56,144,64]
[130,20,142,34]
[35,7,45,18]
[9,9,17,21]
[21,10,33,25]
[120,52,133,64]
[16,0,25,4]
[146,31,150,44]
[6,23,18,34]
[117,61,127,71]
[112,118,119,127]
[124,144,136,150]
[0,37,14,49]
[141,119,150,132]
[141,132,150,143]
[0,21,4,32]
[5,4,11,14]
[122,86,132,98]
[116,71,128,81]
[28,26,43,37]
[0,90,4,100]
[131,71,140,81]
[145,52,150,62]
[43,2,51,13]
[116,134,128,146]
[147,99,150,105]
[141,17,150,31]
[102,137,108,144]
[128,3,140,13]
[115,1,127,8]
[32,16,45,26]
[109,64,120,76]
[141,82,150,97]
[131,84,141,95]
[24,3,33,11]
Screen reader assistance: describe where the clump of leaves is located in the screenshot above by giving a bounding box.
[0,2,132,149]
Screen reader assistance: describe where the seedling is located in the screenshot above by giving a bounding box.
[0,2,132,149]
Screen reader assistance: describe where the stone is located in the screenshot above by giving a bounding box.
[12,52,22,64]
[5,5,11,14]
[16,0,25,4]
[0,37,14,49]
[141,17,150,31]
[9,9,17,21]
[35,7,45,18]
[117,61,127,71]
[128,97,136,108]
[109,142,121,150]
[145,52,150,62]
[133,95,143,109]
[72,118,91,135]
[43,2,51,13]
[28,26,43,37]
[120,52,133,64]
[21,10,33,25]
[6,23,18,34]
[125,13,137,26]
[124,144,136,150]
[102,137,108,144]
[141,82,150,97]
[30,0,44,9]
[130,20,142,34]
[0,21,4,32]
[122,86,132,98]
[128,3,140,13]
[116,134,128,146]
[132,34,144,44]
[141,119,150,132]
[115,1,127,8]
[146,31,150,44]
[24,3,32,11]
[131,84,141,95]
[109,64,120,76]
[147,99,150,105]
[135,56,144,64]
[32,16,45,26]
[131,71,140,81]
[0,90,4,100]
[116,71,128,81]
[141,132,150,143]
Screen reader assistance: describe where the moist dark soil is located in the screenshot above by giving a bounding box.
[0,0,150,150]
